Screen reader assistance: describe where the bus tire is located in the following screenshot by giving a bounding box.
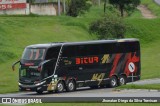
[109,76,118,88]
[36,90,43,94]
[66,80,76,92]
[118,75,126,86]
[56,81,64,93]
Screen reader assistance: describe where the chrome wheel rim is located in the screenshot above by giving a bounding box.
[120,77,125,85]
[111,79,116,86]
[57,83,63,92]
[68,82,74,90]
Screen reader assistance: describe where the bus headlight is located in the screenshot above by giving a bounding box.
[18,82,22,86]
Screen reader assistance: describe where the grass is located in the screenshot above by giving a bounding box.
[127,9,142,18]
[125,18,160,44]
[141,0,160,17]
[117,84,160,90]
[0,60,19,93]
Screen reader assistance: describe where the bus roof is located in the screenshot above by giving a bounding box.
[26,38,139,49]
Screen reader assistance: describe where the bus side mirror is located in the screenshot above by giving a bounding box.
[12,60,20,71]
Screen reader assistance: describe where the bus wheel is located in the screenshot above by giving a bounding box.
[109,76,118,88]
[118,75,126,86]
[66,80,76,92]
[36,90,43,94]
[56,81,64,93]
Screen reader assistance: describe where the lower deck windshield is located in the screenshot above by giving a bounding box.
[20,68,41,82]
[19,67,53,82]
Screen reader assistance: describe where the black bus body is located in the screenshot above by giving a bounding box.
[13,39,140,94]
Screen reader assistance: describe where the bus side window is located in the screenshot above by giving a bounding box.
[62,46,76,57]
[45,47,60,60]
[76,44,100,56]
[116,42,139,53]
[76,45,88,56]
[99,43,116,54]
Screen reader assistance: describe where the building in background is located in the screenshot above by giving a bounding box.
[0,0,28,15]
[0,0,63,15]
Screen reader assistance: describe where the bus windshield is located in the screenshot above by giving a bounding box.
[22,48,45,60]
[20,68,41,82]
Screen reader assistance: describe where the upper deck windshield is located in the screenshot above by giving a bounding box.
[22,48,45,60]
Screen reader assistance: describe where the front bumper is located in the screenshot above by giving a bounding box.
[19,81,47,91]
[19,80,58,92]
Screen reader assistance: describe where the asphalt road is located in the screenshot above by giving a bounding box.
[0,78,160,98]
[0,87,160,98]
[128,78,160,85]
[154,0,160,5]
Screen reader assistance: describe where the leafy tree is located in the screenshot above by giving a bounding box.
[67,0,91,17]
[109,0,140,17]
[89,15,126,39]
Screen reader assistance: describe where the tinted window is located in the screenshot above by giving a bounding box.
[74,44,100,56]
[76,45,88,56]
[45,47,60,60]
[116,42,140,53]
[22,48,45,60]
[99,41,139,54]
[62,45,76,57]
[99,43,117,54]
[61,41,140,57]
[86,44,100,55]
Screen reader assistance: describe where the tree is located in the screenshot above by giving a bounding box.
[67,0,91,17]
[109,0,140,17]
[104,0,107,13]
[89,15,126,39]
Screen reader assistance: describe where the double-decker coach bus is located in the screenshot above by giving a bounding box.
[12,39,140,94]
